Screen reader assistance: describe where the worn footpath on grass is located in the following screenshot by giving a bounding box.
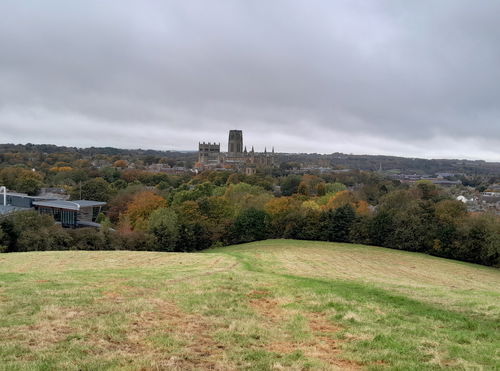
[0,239,499,370]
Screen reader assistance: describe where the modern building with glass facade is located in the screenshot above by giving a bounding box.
[0,190,106,228]
[33,200,106,228]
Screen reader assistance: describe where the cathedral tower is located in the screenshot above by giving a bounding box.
[228,130,243,156]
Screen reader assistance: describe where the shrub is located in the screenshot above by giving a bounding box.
[69,228,107,250]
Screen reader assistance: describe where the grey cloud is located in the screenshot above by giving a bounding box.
[0,0,499,159]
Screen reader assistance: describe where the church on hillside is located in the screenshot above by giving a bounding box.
[197,130,275,174]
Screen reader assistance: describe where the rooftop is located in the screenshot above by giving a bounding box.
[32,200,106,211]
[5,192,54,200]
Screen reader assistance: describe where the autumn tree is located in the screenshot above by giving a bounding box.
[355,200,371,216]
[106,185,144,223]
[301,200,320,211]
[113,160,128,168]
[125,191,167,230]
[121,169,143,183]
[297,182,308,195]
[324,190,357,210]
[49,166,73,172]
[264,197,301,237]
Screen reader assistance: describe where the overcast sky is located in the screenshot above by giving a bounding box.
[0,1,499,160]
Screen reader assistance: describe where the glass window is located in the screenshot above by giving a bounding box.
[53,208,61,222]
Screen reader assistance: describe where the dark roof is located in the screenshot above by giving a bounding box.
[32,200,106,210]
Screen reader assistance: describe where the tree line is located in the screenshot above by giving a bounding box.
[1,168,498,267]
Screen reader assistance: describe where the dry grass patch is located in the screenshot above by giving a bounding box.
[57,296,235,370]
[246,289,359,369]
[1,240,499,370]
[0,305,88,352]
[0,250,233,273]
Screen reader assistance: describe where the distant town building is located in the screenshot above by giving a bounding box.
[147,164,192,174]
[198,142,221,165]
[197,130,276,171]
[389,173,462,187]
[228,130,243,156]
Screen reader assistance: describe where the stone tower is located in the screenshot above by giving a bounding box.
[228,130,243,156]
[198,142,220,164]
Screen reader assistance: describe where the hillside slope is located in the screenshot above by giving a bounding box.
[0,240,498,370]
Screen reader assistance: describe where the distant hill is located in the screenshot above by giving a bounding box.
[278,152,500,175]
[1,142,500,175]
[0,143,196,158]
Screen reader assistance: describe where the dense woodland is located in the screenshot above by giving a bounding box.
[0,144,499,267]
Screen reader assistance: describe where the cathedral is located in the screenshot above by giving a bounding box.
[198,130,275,173]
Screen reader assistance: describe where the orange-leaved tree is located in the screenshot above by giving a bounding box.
[324,190,372,216]
[113,160,129,168]
[49,166,73,172]
[125,191,167,231]
[324,190,357,210]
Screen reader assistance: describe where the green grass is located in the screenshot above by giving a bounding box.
[0,239,499,370]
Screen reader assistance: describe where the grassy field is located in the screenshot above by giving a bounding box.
[0,240,499,370]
